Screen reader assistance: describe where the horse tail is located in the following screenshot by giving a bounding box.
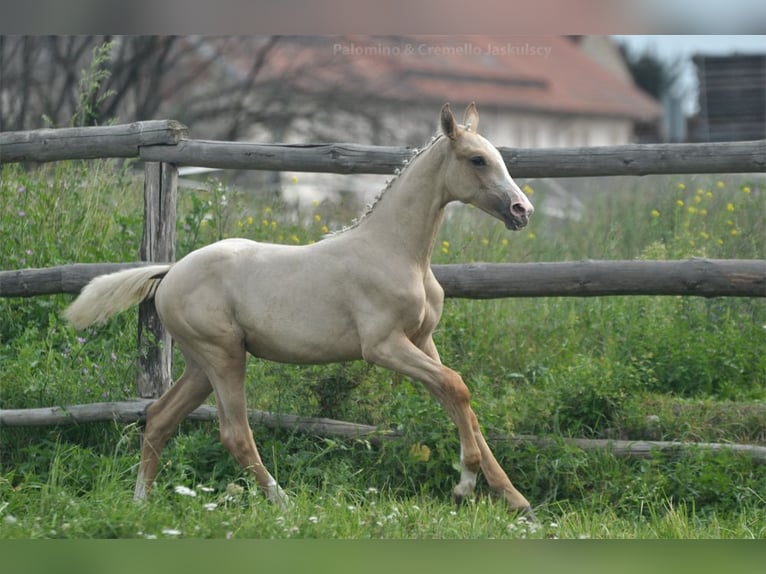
[63,264,173,330]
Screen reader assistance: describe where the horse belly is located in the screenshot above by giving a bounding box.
[242,305,362,364]
[235,274,363,365]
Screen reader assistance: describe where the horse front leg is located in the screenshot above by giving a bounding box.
[364,333,527,509]
[374,332,533,515]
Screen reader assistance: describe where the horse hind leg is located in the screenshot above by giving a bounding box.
[134,360,213,501]
[201,346,288,508]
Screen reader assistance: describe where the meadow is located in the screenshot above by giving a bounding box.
[1,155,764,539]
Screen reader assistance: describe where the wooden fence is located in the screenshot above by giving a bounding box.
[1,121,765,460]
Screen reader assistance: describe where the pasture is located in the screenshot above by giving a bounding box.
[1,155,765,539]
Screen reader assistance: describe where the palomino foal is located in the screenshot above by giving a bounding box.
[65,103,535,513]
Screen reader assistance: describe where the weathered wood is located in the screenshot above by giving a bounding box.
[502,139,766,177]
[3,259,765,299]
[0,399,388,443]
[501,435,766,464]
[140,138,766,177]
[137,162,177,399]
[0,120,188,163]
[432,259,766,299]
[2,400,765,463]
[0,262,151,297]
[140,140,411,174]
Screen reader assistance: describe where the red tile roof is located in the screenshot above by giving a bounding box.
[220,36,661,122]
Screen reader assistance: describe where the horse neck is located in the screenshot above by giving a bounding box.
[349,139,449,269]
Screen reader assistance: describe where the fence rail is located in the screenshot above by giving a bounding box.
[3,120,765,177]
[1,259,764,300]
[2,399,764,464]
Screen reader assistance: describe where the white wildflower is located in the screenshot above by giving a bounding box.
[174,485,197,497]
[162,528,182,536]
[308,516,319,523]
[203,503,218,511]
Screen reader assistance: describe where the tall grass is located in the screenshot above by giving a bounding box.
[1,157,764,538]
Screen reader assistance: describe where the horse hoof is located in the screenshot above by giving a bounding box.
[515,505,539,524]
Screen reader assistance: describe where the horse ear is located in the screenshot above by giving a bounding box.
[463,102,479,132]
[441,103,459,140]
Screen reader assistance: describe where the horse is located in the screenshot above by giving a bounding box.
[64,102,535,514]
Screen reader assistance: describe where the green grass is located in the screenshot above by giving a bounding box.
[1,159,765,538]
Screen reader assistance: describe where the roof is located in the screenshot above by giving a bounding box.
[211,35,661,122]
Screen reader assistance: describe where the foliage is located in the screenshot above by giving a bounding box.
[1,160,764,538]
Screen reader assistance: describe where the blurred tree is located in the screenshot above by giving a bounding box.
[0,36,393,143]
[618,44,684,102]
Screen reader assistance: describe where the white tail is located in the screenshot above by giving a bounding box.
[64,265,172,329]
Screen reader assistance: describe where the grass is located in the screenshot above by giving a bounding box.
[1,156,765,539]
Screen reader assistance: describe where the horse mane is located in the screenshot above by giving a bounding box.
[327,132,446,237]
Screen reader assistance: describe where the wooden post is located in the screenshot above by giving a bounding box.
[137,162,177,398]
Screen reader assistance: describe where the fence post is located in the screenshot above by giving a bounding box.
[137,162,177,398]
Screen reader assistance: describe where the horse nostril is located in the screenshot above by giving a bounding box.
[511,202,529,218]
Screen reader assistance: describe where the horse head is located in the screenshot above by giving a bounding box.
[440,102,534,231]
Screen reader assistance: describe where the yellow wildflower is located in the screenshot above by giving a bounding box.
[523,184,534,196]
[706,191,713,199]
[676,199,684,207]
[676,183,686,191]
[291,175,299,184]
[742,186,751,194]
[501,238,509,246]
[700,231,709,240]
[271,220,278,229]
[290,234,300,243]
[650,209,660,218]
[687,206,697,215]
[527,232,536,240]
[408,443,431,463]
[264,206,272,214]
[246,216,254,225]
[730,229,739,236]
[716,181,725,189]
[700,209,708,216]
[726,203,735,212]
[717,238,724,246]
[321,225,329,234]
[481,238,489,246]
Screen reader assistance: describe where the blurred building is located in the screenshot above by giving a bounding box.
[690,53,766,142]
[194,35,660,149]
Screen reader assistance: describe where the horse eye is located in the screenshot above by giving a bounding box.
[470,156,486,167]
